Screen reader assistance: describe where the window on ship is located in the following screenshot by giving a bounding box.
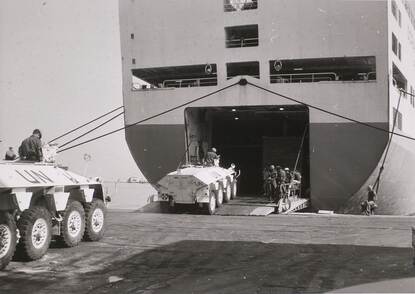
[224,0,258,12]
[392,33,402,60]
[131,64,218,90]
[392,63,407,94]
[226,61,260,79]
[225,25,259,48]
[269,56,376,84]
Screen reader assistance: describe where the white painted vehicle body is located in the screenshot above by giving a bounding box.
[0,156,108,270]
[157,165,237,204]
[0,161,104,213]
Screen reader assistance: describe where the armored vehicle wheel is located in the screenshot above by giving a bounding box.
[57,201,85,247]
[204,190,216,215]
[84,199,106,241]
[0,212,17,270]
[16,206,52,261]
[223,182,231,203]
[231,180,237,199]
[216,186,223,207]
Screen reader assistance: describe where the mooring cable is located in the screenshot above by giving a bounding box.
[372,91,403,193]
[247,81,415,142]
[293,124,308,173]
[57,82,240,153]
[48,105,124,144]
[58,79,415,154]
[58,110,125,149]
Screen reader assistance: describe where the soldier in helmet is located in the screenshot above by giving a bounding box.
[18,129,43,162]
[4,147,16,160]
[275,166,286,202]
[284,167,292,184]
[265,165,278,201]
[361,185,377,215]
[205,147,220,166]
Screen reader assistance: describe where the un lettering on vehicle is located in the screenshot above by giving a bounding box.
[15,169,54,184]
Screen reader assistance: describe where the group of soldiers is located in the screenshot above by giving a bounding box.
[263,164,301,203]
[361,185,377,215]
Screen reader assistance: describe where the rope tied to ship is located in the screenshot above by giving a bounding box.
[58,110,125,149]
[57,79,415,154]
[372,90,403,193]
[246,82,415,142]
[49,105,124,144]
[57,82,240,153]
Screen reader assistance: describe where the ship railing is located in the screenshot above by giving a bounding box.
[162,77,218,88]
[132,83,158,91]
[226,37,259,48]
[357,72,377,81]
[227,74,260,80]
[270,72,338,83]
[224,0,258,12]
[367,72,376,80]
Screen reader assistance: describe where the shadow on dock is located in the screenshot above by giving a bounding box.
[2,240,414,293]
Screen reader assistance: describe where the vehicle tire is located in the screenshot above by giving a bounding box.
[57,201,85,247]
[223,182,231,203]
[0,212,17,270]
[16,206,52,261]
[216,186,223,207]
[84,199,106,241]
[204,190,216,215]
[278,198,292,213]
[231,180,237,199]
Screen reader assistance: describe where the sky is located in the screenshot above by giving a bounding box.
[0,0,141,181]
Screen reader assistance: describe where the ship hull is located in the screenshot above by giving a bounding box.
[342,136,415,215]
[119,0,415,214]
[125,121,394,213]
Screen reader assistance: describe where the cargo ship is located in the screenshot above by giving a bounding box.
[119,0,415,214]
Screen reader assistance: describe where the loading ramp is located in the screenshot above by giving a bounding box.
[278,198,310,214]
[215,196,310,216]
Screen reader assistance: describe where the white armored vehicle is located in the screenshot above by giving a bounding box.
[0,158,108,270]
[157,164,239,215]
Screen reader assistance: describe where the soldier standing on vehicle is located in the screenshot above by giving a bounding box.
[4,147,16,160]
[205,147,219,166]
[19,129,43,162]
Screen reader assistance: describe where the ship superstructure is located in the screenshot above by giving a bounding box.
[119,0,415,214]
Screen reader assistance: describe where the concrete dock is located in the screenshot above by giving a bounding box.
[1,209,415,293]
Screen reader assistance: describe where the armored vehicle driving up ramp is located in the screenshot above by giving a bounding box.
[157,165,239,215]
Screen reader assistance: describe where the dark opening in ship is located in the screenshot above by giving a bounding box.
[184,106,310,197]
